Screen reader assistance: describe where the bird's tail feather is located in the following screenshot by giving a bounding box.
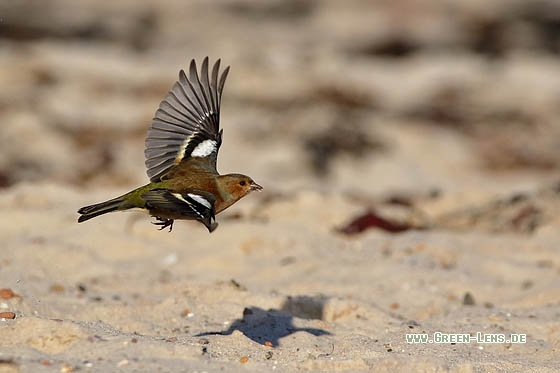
[77,197,125,223]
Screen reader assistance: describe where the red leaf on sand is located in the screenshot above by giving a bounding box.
[338,210,414,235]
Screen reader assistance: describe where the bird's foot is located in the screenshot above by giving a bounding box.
[152,217,174,232]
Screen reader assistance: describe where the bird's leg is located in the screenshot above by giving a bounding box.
[152,217,174,232]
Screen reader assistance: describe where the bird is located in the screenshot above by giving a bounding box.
[77,57,262,232]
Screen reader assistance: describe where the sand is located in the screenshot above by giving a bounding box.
[1,0,560,371]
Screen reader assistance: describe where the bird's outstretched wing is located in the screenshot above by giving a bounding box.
[145,57,230,182]
[142,189,217,232]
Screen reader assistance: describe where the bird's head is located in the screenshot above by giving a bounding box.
[220,174,263,199]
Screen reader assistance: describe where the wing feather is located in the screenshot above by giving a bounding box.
[145,58,229,182]
[166,91,202,124]
[150,121,196,136]
[142,189,216,231]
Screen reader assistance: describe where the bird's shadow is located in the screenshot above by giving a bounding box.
[196,298,331,347]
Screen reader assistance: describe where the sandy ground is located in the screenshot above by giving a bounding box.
[1,1,560,371]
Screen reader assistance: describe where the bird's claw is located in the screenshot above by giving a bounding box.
[152,217,174,232]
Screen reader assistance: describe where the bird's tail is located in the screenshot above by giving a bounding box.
[77,196,126,223]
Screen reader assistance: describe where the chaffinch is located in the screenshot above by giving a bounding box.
[78,57,262,232]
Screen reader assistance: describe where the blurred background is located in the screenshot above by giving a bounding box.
[1,0,560,230]
[1,3,560,369]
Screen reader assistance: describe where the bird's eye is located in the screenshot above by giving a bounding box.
[239,181,246,186]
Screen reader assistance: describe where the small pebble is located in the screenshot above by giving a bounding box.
[50,284,65,293]
[264,341,273,347]
[243,308,253,316]
[0,289,17,299]
[521,280,534,290]
[60,364,73,372]
[240,356,249,363]
[117,359,129,367]
[230,279,247,291]
[280,256,296,266]
[0,311,16,319]
[162,253,178,265]
[463,292,476,306]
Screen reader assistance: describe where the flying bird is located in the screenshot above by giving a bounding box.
[78,57,262,232]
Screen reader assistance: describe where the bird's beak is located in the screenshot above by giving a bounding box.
[250,181,263,192]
